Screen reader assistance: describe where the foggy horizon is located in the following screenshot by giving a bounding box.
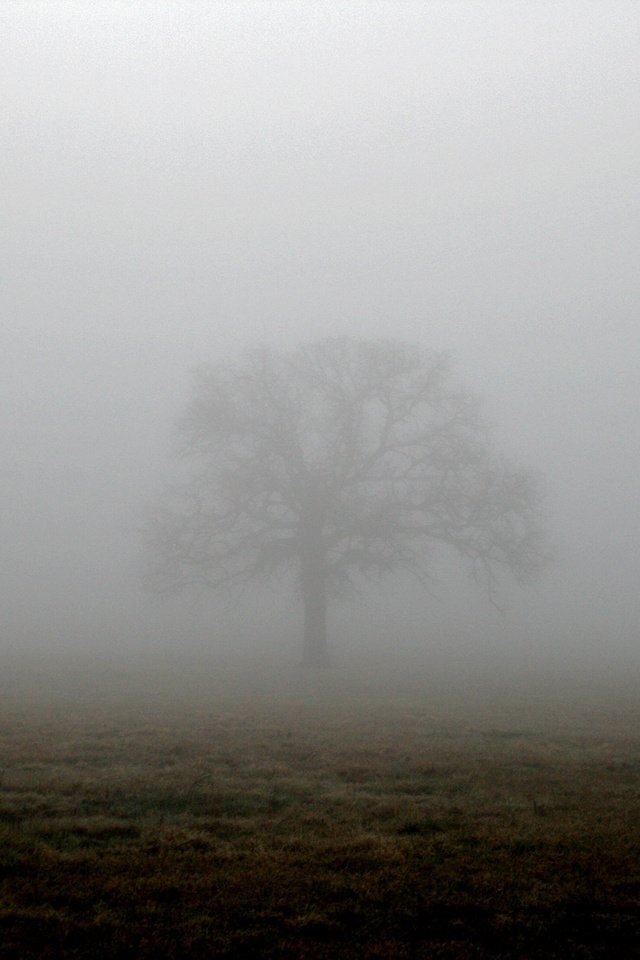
[3,1,639,672]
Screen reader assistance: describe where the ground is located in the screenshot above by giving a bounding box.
[1,652,639,958]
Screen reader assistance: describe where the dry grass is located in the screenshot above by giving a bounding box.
[1,655,640,957]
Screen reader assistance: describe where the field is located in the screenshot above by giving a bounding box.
[1,653,640,958]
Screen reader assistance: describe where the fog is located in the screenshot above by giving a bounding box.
[3,1,639,677]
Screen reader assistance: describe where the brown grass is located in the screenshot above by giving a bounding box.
[1,655,640,957]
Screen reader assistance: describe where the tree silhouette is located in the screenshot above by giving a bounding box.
[148,338,547,665]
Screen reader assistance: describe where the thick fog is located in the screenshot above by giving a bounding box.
[3,1,638,673]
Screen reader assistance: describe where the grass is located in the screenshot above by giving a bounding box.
[1,653,640,957]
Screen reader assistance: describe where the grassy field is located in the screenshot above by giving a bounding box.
[1,653,640,958]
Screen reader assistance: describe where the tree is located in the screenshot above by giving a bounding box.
[147,338,547,666]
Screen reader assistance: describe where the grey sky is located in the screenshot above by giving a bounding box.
[2,1,639,662]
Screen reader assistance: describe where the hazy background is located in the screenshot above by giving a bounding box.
[2,1,638,674]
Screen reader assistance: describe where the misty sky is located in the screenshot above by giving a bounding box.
[2,1,639,664]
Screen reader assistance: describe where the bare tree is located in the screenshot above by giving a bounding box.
[147,338,548,665]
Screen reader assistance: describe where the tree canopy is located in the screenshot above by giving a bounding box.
[148,338,548,665]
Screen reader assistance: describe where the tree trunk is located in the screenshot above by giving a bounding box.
[299,509,330,667]
[301,575,329,667]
